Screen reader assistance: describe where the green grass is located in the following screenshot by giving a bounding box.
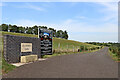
[1,31,102,74]
[2,31,38,38]
[2,58,16,74]
[43,49,102,58]
[109,50,120,61]
[52,37,100,53]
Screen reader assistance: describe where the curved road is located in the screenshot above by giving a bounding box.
[3,47,118,78]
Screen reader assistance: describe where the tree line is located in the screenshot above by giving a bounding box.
[0,24,68,39]
[86,42,113,47]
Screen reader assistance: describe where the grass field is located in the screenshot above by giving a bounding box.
[1,31,101,74]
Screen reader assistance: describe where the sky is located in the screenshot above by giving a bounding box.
[1,2,118,42]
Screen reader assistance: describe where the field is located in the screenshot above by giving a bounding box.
[1,31,102,74]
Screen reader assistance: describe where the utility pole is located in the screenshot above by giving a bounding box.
[38,27,39,38]
[8,25,10,32]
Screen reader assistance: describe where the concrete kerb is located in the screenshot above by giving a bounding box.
[11,58,47,67]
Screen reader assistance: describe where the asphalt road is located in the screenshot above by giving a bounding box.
[3,47,118,78]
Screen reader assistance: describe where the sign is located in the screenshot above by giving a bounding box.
[21,43,32,52]
[39,28,53,55]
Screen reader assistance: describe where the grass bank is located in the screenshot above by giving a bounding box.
[109,50,120,62]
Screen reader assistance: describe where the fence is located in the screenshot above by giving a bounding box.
[53,43,102,53]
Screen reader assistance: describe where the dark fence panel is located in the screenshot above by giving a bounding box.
[3,35,41,63]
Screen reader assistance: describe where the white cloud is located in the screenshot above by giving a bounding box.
[69,32,118,42]
[25,3,46,11]
[14,3,46,12]
[63,19,76,24]
[64,19,117,33]
[75,16,87,19]
[98,2,117,22]
[99,2,118,12]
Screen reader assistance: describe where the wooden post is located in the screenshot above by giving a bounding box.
[73,45,75,53]
[80,47,81,51]
[84,46,85,52]
[38,27,39,38]
[67,45,68,53]
[58,43,60,52]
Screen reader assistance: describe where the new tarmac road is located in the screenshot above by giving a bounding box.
[3,47,118,78]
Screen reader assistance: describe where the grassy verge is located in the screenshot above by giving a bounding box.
[109,50,120,62]
[2,57,16,74]
[42,48,102,58]
[1,32,17,74]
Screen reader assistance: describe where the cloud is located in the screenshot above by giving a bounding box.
[75,16,87,19]
[97,2,117,23]
[25,3,46,11]
[98,2,117,12]
[63,19,76,24]
[13,3,46,12]
[63,19,117,33]
[69,32,118,42]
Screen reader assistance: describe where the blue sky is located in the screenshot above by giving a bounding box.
[1,2,118,42]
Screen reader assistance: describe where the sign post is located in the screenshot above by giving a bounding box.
[38,27,39,38]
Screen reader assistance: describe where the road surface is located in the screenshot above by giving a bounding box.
[3,47,118,78]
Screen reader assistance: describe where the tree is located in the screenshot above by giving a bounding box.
[32,25,38,35]
[40,26,47,29]
[0,23,69,39]
[55,31,60,38]
[8,24,12,32]
[0,25,2,31]
[18,26,25,33]
[56,30,64,38]
[10,25,18,32]
[63,30,68,39]
[48,28,56,37]
[2,24,8,31]
[26,27,33,34]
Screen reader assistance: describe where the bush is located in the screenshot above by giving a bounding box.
[109,43,120,58]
